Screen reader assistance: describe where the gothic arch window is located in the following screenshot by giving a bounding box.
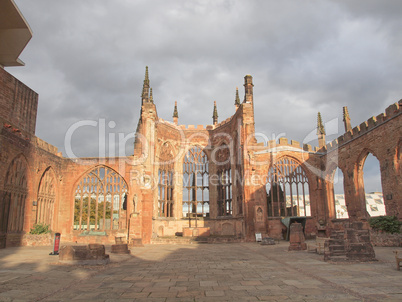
[216,144,232,216]
[183,146,209,217]
[362,153,384,217]
[236,163,243,215]
[1,155,28,233]
[37,168,56,227]
[74,166,128,231]
[233,130,243,215]
[332,167,348,219]
[266,157,310,217]
[158,142,175,218]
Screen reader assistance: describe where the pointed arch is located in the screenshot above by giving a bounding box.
[215,143,232,216]
[158,141,175,217]
[332,167,348,219]
[37,167,56,227]
[182,146,209,218]
[357,150,384,217]
[1,154,29,234]
[73,165,128,231]
[266,156,310,217]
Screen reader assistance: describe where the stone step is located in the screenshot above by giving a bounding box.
[329,245,345,252]
[151,236,243,244]
[328,240,344,246]
[330,251,347,256]
[328,255,348,262]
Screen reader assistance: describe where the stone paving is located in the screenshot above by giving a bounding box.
[0,241,401,301]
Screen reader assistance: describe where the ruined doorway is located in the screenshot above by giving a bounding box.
[362,153,384,217]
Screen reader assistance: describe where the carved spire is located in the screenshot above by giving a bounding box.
[144,66,149,86]
[235,87,240,109]
[212,101,218,125]
[173,101,178,118]
[316,112,326,148]
[243,75,254,104]
[343,106,352,132]
[173,101,178,125]
[149,87,154,103]
[317,112,326,135]
[141,66,150,103]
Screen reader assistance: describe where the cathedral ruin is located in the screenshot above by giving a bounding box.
[0,0,401,251]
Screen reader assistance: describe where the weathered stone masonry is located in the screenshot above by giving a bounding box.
[0,63,401,248]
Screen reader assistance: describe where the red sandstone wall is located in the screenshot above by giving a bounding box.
[0,68,38,135]
[324,101,401,220]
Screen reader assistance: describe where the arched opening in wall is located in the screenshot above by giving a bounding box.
[333,168,348,219]
[158,142,175,218]
[1,156,28,239]
[215,144,232,217]
[37,168,56,228]
[74,166,128,231]
[182,146,209,219]
[266,157,310,217]
[363,153,384,217]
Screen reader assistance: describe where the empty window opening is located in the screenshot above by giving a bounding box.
[266,157,310,217]
[363,154,384,217]
[182,147,209,218]
[333,168,348,219]
[74,166,128,231]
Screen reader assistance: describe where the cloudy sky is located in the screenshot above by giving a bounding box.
[8,0,402,193]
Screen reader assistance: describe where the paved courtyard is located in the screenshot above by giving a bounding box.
[0,241,401,301]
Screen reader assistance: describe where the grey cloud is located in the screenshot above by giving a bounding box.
[8,0,401,190]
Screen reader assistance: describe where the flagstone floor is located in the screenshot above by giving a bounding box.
[0,241,401,301]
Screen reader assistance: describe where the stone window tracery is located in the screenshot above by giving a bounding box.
[266,157,310,217]
[37,168,56,227]
[158,142,175,218]
[183,146,209,217]
[236,164,243,215]
[2,156,28,233]
[216,144,232,216]
[74,166,127,231]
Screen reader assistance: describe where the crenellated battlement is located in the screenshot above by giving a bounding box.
[214,116,233,129]
[159,116,236,131]
[326,101,401,152]
[254,137,319,155]
[178,124,211,130]
[35,137,61,156]
[158,118,211,131]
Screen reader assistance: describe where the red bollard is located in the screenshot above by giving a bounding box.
[49,233,61,255]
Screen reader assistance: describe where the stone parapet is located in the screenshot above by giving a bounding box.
[326,101,401,152]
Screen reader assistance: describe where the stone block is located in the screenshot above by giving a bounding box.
[288,223,307,251]
[130,238,144,247]
[111,244,130,254]
[260,237,276,245]
[59,244,110,264]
